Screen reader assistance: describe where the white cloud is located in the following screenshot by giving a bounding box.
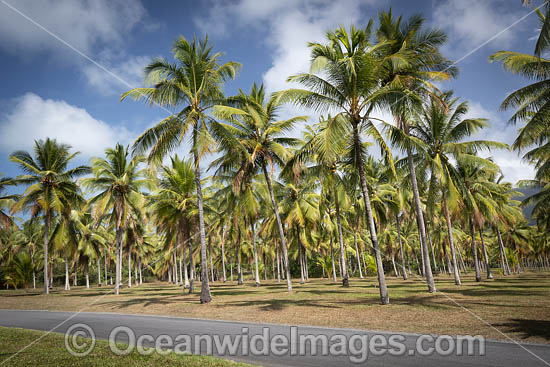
[432,0,522,56]
[82,54,151,96]
[465,101,534,185]
[0,0,156,96]
[197,0,370,95]
[0,0,146,55]
[0,93,134,158]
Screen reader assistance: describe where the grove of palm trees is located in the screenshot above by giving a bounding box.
[1,5,550,358]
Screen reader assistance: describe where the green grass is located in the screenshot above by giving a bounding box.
[0,326,250,366]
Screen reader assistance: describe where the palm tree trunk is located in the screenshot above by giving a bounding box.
[426,223,438,272]
[237,227,243,285]
[181,223,190,288]
[297,228,305,284]
[419,240,426,276]
[115,219,121,295]
[134,262,138,286]
[97,258,101,287]
[188,234,194,293]
[304,247,309,281]
[221,224,227,283]
[456,242,467,274]
[353,124,389,304]
[208,235,214,283]
[128,251,132,288]
[330,237,337,282]
[262,164,292,291]
[43,212,50,294]
[353,231,363,279]
[64,254,70,291]
[104,253,108,286]
[250,219,261,286]
[178,251,183,286]
[139,259,143,285]
[276,245,281,283]
[478,225,493,279]
[193,157,211,304]
[85,260,90,289]
[469,219,482,282]
[230,256,234,282]
[396,214,408,280]
[119,241,123,288]
[405,130,435,292]
[495,225,510,275]
[333,185,349,286]
[172,248,178,285]
[442,194,461,285]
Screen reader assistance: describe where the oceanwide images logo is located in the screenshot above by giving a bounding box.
[64,323,485,363]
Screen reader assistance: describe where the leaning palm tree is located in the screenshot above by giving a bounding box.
[278,25,395,304]
[10,138,89,294]
[82,144,147,295]
[121,35,240,303]
[211,83,306,292]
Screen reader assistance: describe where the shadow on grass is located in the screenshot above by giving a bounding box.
[221,298,342,312]
[495,319,550,340]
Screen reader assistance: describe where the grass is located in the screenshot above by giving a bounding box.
[0,326,249,366]
[1,272,550,343]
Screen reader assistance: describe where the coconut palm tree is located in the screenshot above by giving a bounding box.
[82,144,147,295]
[10,138,89,294]
[148,155,196,290]
[279,25,396,304]
[289,117,352,285]
[211,83,307,292]
[121,35,240,303]
[388,91,506,284]
[373,10,458,293]
[490,7,550,182]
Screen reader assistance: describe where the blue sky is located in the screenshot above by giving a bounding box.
[0,0,543,185]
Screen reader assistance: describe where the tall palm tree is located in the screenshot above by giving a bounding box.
[82,144,146,295]
[388,91,506,284]
[121,35,240,303]
[279,25,395,303]
[374,10,458,293]
[211,83,306,292]
[10,138,89,294]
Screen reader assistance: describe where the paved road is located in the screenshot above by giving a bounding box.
[0,310,549,366]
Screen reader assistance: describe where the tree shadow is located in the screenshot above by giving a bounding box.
[221,298,342,312]
[494,319,550,340]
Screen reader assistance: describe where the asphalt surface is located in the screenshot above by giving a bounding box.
[0,309,549,366]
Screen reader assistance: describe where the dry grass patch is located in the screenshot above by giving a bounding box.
[1,272,549,343]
